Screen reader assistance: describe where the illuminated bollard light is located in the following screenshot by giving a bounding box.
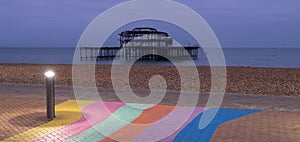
[45,71,55,119]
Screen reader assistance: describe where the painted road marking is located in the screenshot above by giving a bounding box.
[67,103,153,142]
[173,108,261,142]
[134,107,206,142]
[101,104,176,142]
[33,102,125,141]
[3,100,94,142]
[4,100,262,142]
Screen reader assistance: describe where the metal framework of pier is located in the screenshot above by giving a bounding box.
[80,27,199,61]
[80,47,120,60]
[80,46,199,60]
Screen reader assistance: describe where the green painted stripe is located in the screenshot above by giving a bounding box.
[67,103,153,142]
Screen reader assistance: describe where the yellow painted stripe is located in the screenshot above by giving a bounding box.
[3,100,94,142]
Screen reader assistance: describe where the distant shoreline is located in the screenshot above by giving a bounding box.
[1,47,300,68]
[0,63,299,96]
[0,62,299,69]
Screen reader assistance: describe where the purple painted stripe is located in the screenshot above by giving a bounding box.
[158,107,207,142]
[133,107,206,142]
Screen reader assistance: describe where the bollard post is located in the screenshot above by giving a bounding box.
[45,71,55,119]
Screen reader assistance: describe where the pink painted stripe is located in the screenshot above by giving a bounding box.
[133,107,206,142]
[33,102,124,142]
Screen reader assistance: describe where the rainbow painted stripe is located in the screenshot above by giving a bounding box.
[4,100,261,142]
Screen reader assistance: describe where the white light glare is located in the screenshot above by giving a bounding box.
[45,71,55,78]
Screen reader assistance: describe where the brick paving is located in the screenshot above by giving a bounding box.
[4,100,94,142]
[211,111,300,142]
[0,83,300,141]
[0,95,66,140]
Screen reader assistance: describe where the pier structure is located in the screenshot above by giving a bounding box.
[80,47,120,60]
[119,27,173,48]
[79,27,199,61]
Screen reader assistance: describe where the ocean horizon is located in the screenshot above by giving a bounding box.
[0,47,299,68]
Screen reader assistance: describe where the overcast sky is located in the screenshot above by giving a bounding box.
[0,0,299,48]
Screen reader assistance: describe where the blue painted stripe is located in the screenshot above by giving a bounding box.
[173,108,261,142]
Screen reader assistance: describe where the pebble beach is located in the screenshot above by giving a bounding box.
[0,64,299,96]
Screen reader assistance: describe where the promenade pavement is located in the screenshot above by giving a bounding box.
[0,83,300,141]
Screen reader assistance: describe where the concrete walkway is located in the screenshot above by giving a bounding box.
[0,83,300,141]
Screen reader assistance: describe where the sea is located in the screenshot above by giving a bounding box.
[0,47,299,68]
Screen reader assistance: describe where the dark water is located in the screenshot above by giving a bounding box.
[0,47,299,68]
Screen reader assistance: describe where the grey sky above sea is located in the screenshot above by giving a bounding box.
[0,0,299,48]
